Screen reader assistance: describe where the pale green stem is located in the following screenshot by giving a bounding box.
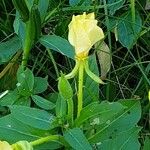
[67,98,74,127]
[30,135,67,147]
[21,22,32,67]
[77,60,84,118]
[130,0,135,23]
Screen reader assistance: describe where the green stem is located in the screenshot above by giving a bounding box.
[30,135,67,147]
[103,0,112,100]
[67,98,74,127]
[130,0,135,23]
[77,60,84,118]
[21,22,32,67]
[47,49,59,78]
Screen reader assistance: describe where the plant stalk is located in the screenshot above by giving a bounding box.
[21,22,33,67]
[77,60,84,118]
[30,135,67,147]
[67,98,74,127]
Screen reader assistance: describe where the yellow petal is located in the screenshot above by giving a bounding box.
[0,141,12,150]
[88,26,104,45]
[68,12,104,59]
[70,19,91,56]
[86,12,95,19]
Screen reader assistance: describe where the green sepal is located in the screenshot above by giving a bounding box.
[84,59,105,84]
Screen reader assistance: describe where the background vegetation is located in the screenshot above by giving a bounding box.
[0,0,150,149]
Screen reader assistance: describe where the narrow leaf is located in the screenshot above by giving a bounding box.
[64,128,92,150]
[39,35,75,59]
[0,36,22,64]
[31,95,55,110]
[89,100,141,143]
[75,101,124,127]
[10,105,55,130]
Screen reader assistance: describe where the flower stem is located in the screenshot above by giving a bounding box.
[77,60,84,118]
[30,135,67,147]
[67,98,74,127]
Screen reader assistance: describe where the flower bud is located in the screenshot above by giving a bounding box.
[68,12,104,59]
[0,141,12,150]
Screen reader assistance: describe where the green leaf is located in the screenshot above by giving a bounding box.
[97,127,141,150]
[14,96,31,106]
[0,115,61,149]
[88,100,141,143]
[64,128,92,150]
[17,67,34,97]
[69,0,91,6]
[34,142,62,150]
[117,11,142,49]
[10,105,55,130]
[75,101,125,127]
[13,11,26,43]
[143,136,150,150]
[33,77,48,94]
[38,0,49,22]
[0,36,22,64]
[13,0,49,43]
[0,115,42,143]
[39,35,75,59]
[0,90,19,106]
[31,95,55,110]
[83,55,100,106]
[107,0,125,15]
[25,0,49,22]
[58,74,73,100]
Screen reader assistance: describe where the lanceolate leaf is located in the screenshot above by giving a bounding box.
[107,0,125,15]
[75,101,125,127]
[0,36,22,64]
[10,105,55,130]
[0,115,42,143]
[0,115,62,150]
[88,100,141,143]
[31,95,55,110]
[97,127,141,150]
[64,128,92,150]
[69,0,91,6]
[117,11,142,49]
[39,35,75,59]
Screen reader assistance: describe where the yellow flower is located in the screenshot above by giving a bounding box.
[68,12,104,59]
[0,141,12,150]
